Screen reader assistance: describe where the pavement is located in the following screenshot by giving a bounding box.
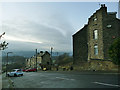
[0,73,14,89]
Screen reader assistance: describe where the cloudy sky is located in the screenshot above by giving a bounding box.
[0,1,118,53]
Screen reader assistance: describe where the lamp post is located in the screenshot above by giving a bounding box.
[35,49,37,72]
[6,52,12,77]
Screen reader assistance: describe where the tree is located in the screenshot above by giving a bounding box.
[2,56,26,71]
[109,38,120,65]
[0,32,8,50]
[57,53,73,65]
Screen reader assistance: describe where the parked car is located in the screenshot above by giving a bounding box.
[7,69,23,77]
[22,69,26,72]
[25,68,37,72]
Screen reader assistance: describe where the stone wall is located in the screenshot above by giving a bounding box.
[103,16,120,60]
[73,25,88,64]
[73,60,119,71]
[87,6,107,60]
[73,4,120,66]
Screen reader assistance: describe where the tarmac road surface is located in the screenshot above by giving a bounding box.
[10,71,120,88]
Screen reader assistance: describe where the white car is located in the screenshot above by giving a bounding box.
[7,69,23,77]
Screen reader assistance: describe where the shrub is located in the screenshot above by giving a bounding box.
[109,38,120,65]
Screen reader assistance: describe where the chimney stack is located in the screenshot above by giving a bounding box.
[101,4,105,7]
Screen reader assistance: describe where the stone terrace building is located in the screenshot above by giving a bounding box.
[26,51,51,70]
[73,4,120,64]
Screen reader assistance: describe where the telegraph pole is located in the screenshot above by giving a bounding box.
[51,47,53,61]
[98,2,101,8]
[30,58,31,68]
[50,47,53,70]
[35,49,37,72]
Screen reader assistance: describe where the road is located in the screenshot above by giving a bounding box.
[10,71,120,88]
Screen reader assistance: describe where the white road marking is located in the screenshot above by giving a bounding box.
[56,77,75,81]
[70,79,75,80]
[93,82,120,87]
[40,82,46,84]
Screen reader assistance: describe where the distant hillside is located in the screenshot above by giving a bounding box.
[2,51,73,58]
[2,51,35,58]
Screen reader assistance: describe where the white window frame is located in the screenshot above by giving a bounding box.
[94,44,98,55]
[106,25,112,28]
[93,17,97,21]
[93,30,98,40]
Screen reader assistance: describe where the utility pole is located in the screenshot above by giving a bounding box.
[30,58,31,68]
[98,2,101,8]
[51,47,53,63]
[6,52,12,77]
[50,47,53,70]
[35,49,37,72]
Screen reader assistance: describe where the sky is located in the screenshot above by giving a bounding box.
[0,1,119,53]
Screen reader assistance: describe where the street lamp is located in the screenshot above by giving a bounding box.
[6,52,13,77]
[35,49,37,72]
